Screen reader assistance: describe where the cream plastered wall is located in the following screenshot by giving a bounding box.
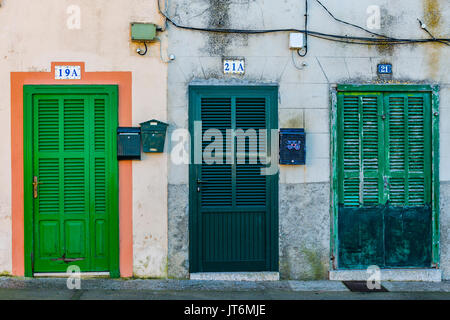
[0,0,168,277]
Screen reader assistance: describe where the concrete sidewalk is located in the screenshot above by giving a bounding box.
[0,277,449,300]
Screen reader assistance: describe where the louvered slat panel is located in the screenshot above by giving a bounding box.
[64,99,85,151]
[236,98,266,158]
[343,178,360,207]
[341,94,383,207]
[234,98,267,206]
[363,178,379,206]
[201,98,232,159]
[201,98,232,206]
[236,165,266,206]
[389,97,406,171]
[236,98,266,129]
[409,177,425,205]
[343,96,360,171]
[408,97,425,172]
[201,165,232,206]
[94,99,106,151]
[38,159,60,214]
[38,99,59,152]
[389,177,405,206]
[362,97,379,171]
[64,159,85,214]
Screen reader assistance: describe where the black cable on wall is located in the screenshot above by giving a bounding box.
[156,0,450,46]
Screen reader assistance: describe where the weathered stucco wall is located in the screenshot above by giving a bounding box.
[0,0,168,277]
[167,0,449,279]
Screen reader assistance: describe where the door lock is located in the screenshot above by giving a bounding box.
[197,179,203,192]
[32,176,42,199]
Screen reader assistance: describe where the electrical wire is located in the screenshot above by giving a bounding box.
[417,18,450,47]
[291,50,307,70]
[314,0,397,40]
[297,0,308,57]
[154,37,171,63]
[137,42,148,56]
[156,0,450,46]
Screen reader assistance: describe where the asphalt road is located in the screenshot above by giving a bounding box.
[0,288,449,300]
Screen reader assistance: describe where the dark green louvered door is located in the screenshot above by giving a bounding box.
[27,86,118,274]
[189,86,278,272]
[337,91,432,268]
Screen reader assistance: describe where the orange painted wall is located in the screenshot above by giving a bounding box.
[11,62,133,277]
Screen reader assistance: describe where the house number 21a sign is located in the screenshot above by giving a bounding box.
[55,65,82,80]
[223,59,245,75]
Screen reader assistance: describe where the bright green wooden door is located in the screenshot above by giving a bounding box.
[189,86,278,272]
[24,86,119,275]
[337,91,432,268]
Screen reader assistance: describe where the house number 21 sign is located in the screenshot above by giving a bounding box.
[223,59,245,75]
[55,65,82,80]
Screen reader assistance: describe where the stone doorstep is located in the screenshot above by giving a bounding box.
[329,269,442,282]
[190,272,280,281]
[34,272,110,278]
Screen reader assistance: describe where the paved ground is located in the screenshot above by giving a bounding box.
[0,277,449,300]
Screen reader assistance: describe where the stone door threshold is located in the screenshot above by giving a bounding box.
[329,269,442,282]
[34,272,110,278]
[190,272,280,281]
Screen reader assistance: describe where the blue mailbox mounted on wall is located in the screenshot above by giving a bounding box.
[117,127,141,160]
[279,128,306,165]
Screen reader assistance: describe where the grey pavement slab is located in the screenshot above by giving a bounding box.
[382,281,450,292]
[0,277,449,300]
[288,280,349,292]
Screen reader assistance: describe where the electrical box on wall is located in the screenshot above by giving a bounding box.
[117,127,141,160]
[279,128,306,165]
[131,23,157,41]
[289,33,305,49]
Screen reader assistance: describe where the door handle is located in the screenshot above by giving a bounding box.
[32,176,42,199]
[51,254,85,263]
[197,179,208,192]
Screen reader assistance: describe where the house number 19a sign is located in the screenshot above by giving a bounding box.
[55,65,81,80]
[223,59,245,75]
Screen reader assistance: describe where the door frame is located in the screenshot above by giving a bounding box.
[330,84,440,270]
[188,85,279,273]
[23,85,120,277]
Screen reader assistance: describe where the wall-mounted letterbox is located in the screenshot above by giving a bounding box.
[279,128,306,165]
[117,127,141,160]
[140,120,169,153]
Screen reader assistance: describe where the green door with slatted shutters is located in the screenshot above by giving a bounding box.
[189,86,278,272]
[24,86,119,275]
[337,90,432,268]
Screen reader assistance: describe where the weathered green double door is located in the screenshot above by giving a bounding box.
[189,86,278,272]
[337,90,434,268]
[24,86,119,275]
